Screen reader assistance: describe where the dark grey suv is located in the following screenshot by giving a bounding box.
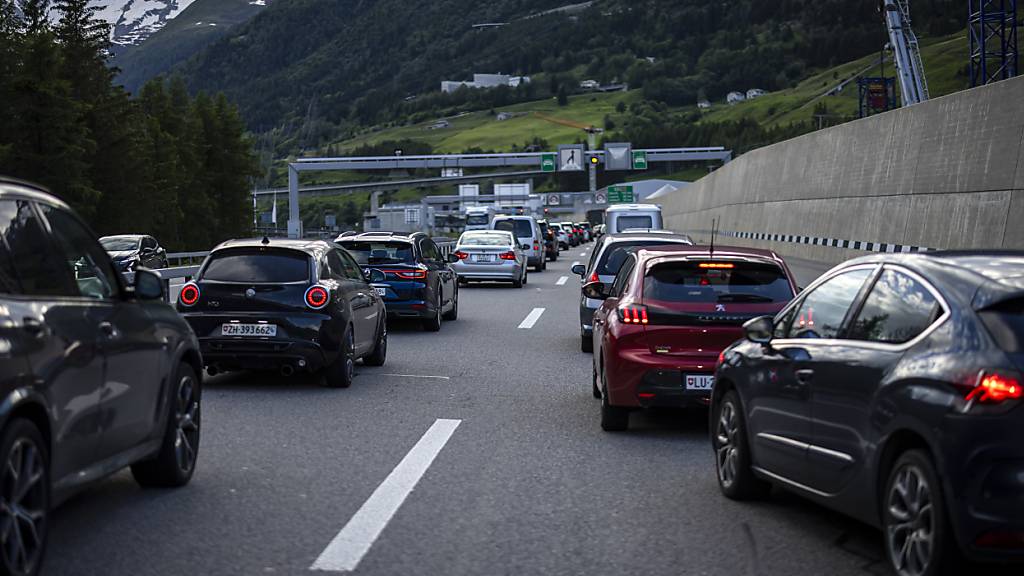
[0,178,203,576]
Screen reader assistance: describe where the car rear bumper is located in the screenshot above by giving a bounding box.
[384,300,436,319]
[451,261,521,281]
[607,350,715,408]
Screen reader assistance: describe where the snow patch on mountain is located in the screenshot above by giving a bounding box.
[98,0,199,46]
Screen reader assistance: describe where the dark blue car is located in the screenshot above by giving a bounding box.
[338,232,459,332]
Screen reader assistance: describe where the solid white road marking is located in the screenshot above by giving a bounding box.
[517,307,546,329]
[310,419,461,572]
[378,374,451,380]
[556,276,568,286]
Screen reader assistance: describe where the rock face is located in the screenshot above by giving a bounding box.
[86,0,199,47]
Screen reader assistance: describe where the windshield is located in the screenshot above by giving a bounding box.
[616,215,654,230]
[494,219,533,238]
[100,237,140,252]
[460,233,512,246]
[466,215,490,226]
[202,249,310,283]
[340,241,415,265]
[597,240,689,276]
[644,261,793,304]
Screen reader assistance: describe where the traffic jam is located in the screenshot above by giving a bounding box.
[1,175,1023,576]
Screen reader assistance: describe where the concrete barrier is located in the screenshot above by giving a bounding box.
[662,75,1024,267]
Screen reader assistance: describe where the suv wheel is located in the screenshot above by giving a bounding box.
[442,286,459,321]
[0,419,49,576]
[323,328,355,387]
[883,450,959,576]
[712,390,770,500]
[363,319,388,367]
[423,300,442,332]
[132,363,201,487]
[581,331,593,353]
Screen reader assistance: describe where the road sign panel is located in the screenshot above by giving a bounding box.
[547,194,561,206]
[595,193,607,204]
[541,153,556,173]
[632,150,648,170]
[558,145,585,172]
[605,143,632,171]
[607,185,635,203]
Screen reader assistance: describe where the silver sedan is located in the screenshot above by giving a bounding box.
[451,230,528,288]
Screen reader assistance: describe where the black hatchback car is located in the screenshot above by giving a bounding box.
[336,232,459,332]
[100,234,169,272]
[177,238,387,387]
[0,178,203,576]
[711,252,1024,576]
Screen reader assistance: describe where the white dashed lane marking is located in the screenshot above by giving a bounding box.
[517,308,546,329]
[556,276,568,286]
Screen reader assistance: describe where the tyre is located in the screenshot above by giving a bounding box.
[523,270,528,285]
[323,327,355,387]
[131,363,201,487]
[0,418,49,576]
[512,274,523,289]
[442,286,458,321]
[363,319,387,367]
[712,390,770,500]
[581,332,593,353]
[423,300,442,332]
[883,450,960,576]
[592,364,601,399]
[600,369,629,432]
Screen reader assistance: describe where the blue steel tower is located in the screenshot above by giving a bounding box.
[969,0,1019,86]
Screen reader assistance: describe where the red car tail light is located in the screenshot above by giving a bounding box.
[533,242,540,251]
[454,251,469,260]
[179,283,200,306]
[305,285,330,310]
[618,305,649,325]
[699,262,735,269]
[384,269,428,280]
[500,251,516,260]
[966,372,1022,404]
[589,272,599,283]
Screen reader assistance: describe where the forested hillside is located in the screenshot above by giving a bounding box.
[175,0,962,146]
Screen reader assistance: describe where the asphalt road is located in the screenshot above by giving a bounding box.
[48,246,902,576]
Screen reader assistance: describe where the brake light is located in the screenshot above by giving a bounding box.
[383,269,428,280]
[305,285,330,310]
[500,251,516,260]
[589,272,599,283]
[618,305,648,324]
[534,242,540,251]
[700,262,735,269]
[718,350,726,365]
[966,373,1022,403]
[179,283,200,306]
[454,251,469,260]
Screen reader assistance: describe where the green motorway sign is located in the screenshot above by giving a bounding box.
[541,153,557,173]
[607,185,635,203]
[631,150,648,170]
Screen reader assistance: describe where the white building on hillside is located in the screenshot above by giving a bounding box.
[441,73,530,93]
[746,88,767,99]
[727,91,746,105]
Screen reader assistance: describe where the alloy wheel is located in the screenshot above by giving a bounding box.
[886,465,935,576]
[174,373,201,475]
[0,438,46,576]
[715,401,739,489]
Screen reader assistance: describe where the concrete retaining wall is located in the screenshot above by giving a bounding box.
[661,76,1024,266]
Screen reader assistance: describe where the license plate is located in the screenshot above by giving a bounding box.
[473,254,495,262]
[685,374,714,391]
[221,323,277,337]
[374,287,387,296]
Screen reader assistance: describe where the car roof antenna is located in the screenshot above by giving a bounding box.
[261,235,270,245]
[709,217,718,259]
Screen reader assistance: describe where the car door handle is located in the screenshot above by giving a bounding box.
[794,369,814,385]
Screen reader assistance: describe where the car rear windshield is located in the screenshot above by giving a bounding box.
[643,261,793,304]
[100,237,140,251]
[466,214,489,226]
[461,234,511,246]
[203,249,310,283]
[616,215,654,230]
[340,241,415,265]
[494,219,532,238]
[979,298,1024,353]
[597,240,689,276]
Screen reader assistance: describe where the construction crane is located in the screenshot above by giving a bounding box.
[882,0,930,105]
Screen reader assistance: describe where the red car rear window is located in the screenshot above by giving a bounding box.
[643,261,793,304]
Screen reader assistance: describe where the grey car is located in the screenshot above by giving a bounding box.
[451,230,528,288]
[571,231,694,352]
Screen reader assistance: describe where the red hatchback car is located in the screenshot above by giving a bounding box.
[589,246,798,431]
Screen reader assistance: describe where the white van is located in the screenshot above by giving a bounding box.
[604,204,663,235]
[490,215,546,271]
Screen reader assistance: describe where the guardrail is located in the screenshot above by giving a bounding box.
[167,251,210,266]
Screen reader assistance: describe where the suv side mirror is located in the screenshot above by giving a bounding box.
[582,282,608,300]
[743,316,774,345]
[521,243,531,251]
[367,269,386,283]
[571,264,586,277]
[134,268,165,301]
[446,253,460,264]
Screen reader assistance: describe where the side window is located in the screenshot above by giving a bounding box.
[39,204,120,299]
[325,250,346,280]
[0,200,76,296]
[610,256,636,297]
[784,268,874,339]
[143,237,157,250]
[421,239,440,262]
[338,251,365,281]
[848,269,941,344]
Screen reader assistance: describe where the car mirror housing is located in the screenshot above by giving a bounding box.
[367,269,386,283]
[134,268,165,301]
[743,315,774,345]
[582,281,608,300]
[571,264,586,277]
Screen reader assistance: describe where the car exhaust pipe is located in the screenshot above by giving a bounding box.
[280,364,295,377]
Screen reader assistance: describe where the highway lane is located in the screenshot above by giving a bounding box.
[47,247,902,576]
